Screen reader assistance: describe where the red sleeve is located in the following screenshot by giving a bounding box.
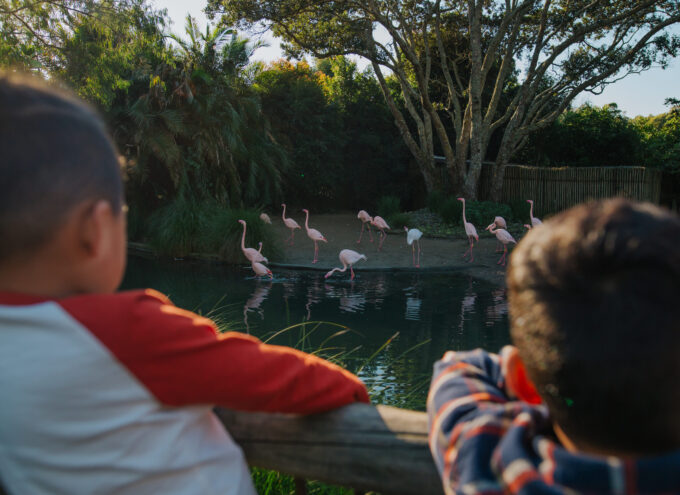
[60,289,369,413]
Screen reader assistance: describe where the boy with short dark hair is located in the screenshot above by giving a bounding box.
[428,199,680,493]
[0,74,369,494]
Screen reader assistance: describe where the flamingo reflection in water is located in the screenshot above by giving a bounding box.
[243,283,272,334]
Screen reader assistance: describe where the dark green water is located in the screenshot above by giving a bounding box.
[121,257,509,410]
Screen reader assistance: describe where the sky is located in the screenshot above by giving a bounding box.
[153,0,680,117]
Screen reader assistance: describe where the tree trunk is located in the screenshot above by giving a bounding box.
[490,143,512,202]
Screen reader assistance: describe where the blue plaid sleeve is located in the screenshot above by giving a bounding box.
[427,348,519,494]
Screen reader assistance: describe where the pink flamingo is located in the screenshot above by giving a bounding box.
[370,216,391,251]
[302,208,327,264]
[486,216,507,252]
[250,260,272,279]
[527,199,542,227]
[281,203,301,245]
[238,220,268,264]
[357,210,374,243]
[486,224,517,266]
[324,249,367,281]
[404,226,423,267]
[457,198,479,262]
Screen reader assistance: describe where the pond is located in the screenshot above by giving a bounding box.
[121,256,510,410]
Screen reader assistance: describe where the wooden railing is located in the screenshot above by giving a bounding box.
[215,403,445,495]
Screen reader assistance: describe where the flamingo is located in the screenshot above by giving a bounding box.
[457,198,479,262]
[259,212,272,224]
[356,210,374,244]
[370,216,391,251]
[238,220,268,264]
[486,216,507,252]
[325,249,367,281]
[404,226,423,268]
[527,199,542,227]
[281,203,301,245]
[250,260,272,279]
[486,224,517,266]
[302,208,327,264]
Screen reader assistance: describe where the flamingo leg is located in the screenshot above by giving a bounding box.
[357,223,364,244]
[412,244,415,266]
[350,266,355,281]
[378,230,386,251]
[290,230,295,246]
[498,245,507,265]
[462,237,472,258]
[469,239,474,263]
[312,241,318,264]
[416,240,421,268]
[368,224,374,243]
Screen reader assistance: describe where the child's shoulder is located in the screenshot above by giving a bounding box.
[57,289,214,335]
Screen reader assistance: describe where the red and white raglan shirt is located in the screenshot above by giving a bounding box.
[0,289,369,495]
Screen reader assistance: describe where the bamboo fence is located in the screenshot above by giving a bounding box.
[475,165,662,215]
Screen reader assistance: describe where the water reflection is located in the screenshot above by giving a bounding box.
[485,288,508,326]
[121,258,510,409]
[243,282,272,334]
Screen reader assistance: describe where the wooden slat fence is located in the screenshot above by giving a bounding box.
[215,403,444,495]
[479,165,662,215]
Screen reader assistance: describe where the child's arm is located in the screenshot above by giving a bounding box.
[63,289,369,414]
[427,348,523,491]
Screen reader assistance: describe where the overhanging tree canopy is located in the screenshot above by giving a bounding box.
[208,0,680,199]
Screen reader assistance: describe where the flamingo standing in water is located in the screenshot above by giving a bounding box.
[325,249,367,281]
[527,199,542,227]
[457,198,479,262]
[238,220,268,264]
[404,226,423,268]
[250,260,272,279]
[281,203,301,245]
[259,212,272,224]
[486,224,516,266]
[486,216,507,252]
[302,208,327,263]
[356,210,374,243]
[370,216,391,251]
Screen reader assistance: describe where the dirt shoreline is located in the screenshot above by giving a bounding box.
[270,213,513,285]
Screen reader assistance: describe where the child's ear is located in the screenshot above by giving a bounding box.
[502,346,543,405]
[77,200,113,258]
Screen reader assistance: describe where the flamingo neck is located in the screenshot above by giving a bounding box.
[530,202,534,220]
[304,210,310,231]
[282,204,286,220]
[461,200,467,224]
[240,223,246,250]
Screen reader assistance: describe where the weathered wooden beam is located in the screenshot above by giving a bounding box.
[214,403,444,495]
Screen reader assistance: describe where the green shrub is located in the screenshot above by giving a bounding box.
[126,204,146,242]
[507,199,529,223]
[377,195,401,219]
[427,190,446,214]
[387,212,413,230]
[147,197,281,262]
[464,201,513,228]
[440,197,463,225]
[148,195,205,257]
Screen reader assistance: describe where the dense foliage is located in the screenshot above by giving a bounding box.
[1,0,678,256]
[209,0,680,199]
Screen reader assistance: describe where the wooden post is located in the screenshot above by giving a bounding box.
[214,404,444,495]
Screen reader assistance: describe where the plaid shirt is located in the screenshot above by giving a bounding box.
[427,349,680,494]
